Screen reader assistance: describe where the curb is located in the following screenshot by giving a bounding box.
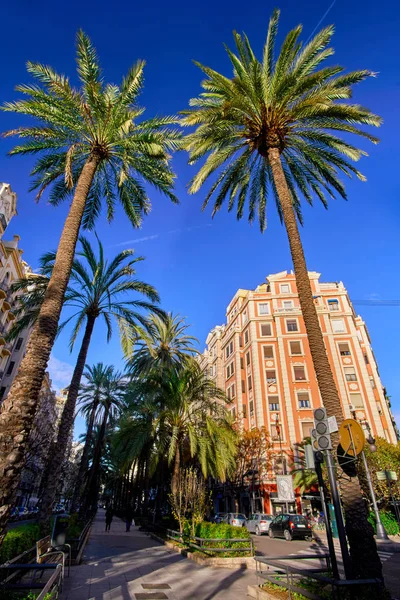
[147,531,256,569]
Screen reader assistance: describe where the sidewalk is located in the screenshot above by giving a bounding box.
[61,510,257,600]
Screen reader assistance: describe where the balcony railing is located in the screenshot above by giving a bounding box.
[273,307,301,314]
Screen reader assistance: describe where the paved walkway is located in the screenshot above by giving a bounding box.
[61,511,257,600]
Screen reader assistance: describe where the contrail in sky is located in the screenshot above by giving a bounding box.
[305,0,337,43]
[112,223,212,247]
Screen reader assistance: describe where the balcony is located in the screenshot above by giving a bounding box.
[273,306,301,314]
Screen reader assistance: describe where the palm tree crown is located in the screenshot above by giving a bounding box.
[182,9,381,230]
[2,30,181,229]
[10,235,163,354]
[126,313,198,373]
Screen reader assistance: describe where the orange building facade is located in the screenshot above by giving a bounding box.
[199,270,398,514]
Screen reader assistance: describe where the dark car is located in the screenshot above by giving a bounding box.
[211,512,227,524]
[268,514,312,541]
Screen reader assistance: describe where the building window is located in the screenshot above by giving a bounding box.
[271,424,280,440]
[241,380,246,393]
[332,319,345,333]
[249,400,254,416]
[328,299,339,311]
[239,335,243,347]
[244,329,249,345]
[6,361,15,376]
[298,392,311,408]
[225,340,234,359]
[280,284,290,293]
[243,404,247,418]
[294,366,306,381]
[286,319,298,332]
[246,351,251,366]
[364,353,369,365]
[283,300,294,309]
[242,312,248,325]
[350,393,364,409]
[261,323,272,337]
[15,337,23,351]
[338,343,351,356]
[0,387,6,400]
[226,362,235,379]
[370,377,376,389]
[227,384,236,400]
[344,367,357,382]
[259,303,269,315]
[209,366,214,377]
[248,375,253,391]
[266,370,276,384]
[240,357,244,369]
[269,396,280,411]
[301,422,314,439]
[263,346,274,359]
[289,341,302,355]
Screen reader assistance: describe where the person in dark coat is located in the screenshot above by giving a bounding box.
[105,506,114,531]
[125,505,133,532]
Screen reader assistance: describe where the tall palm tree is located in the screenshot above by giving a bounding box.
[82,367,126,514]
[11,235,163,522]
[126,313,198,373]
[0,31,179,539]
[72,363,112,510]
[182,10,382,579]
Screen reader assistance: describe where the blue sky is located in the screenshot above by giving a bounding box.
[0,0,399,438]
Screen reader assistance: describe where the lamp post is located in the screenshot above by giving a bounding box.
[361,423,389,540]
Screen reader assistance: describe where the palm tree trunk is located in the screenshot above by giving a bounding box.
[171,447,180,495]
[71,399,99,512]
[38,313,97,524]
[82,402,110,516]
[0,155,100,544]
[268,147,382,581]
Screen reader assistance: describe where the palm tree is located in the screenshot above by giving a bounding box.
[182,10,382,579]
[82,367,126,514]
[0,31,179,539]
[11,235,163,522]
[126,313,198,373]
[72,363,112,510]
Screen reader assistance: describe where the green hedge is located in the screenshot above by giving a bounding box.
[0,524,40,565]
[194,522,250,551]
[368,511,399,536]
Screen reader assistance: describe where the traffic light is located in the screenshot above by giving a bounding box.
[313,407,332,450]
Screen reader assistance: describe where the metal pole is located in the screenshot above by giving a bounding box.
[361,451,389,540]
[325,449,353,580]
[315,458,339,580]
[279,429,289,513]
[387,476,400,525]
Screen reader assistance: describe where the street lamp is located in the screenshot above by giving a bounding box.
[274,413,289,513]
[361,423,389,541]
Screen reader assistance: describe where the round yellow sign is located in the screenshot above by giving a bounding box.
[339,419,365,456]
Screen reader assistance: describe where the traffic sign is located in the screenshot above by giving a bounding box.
[338,419,365,456]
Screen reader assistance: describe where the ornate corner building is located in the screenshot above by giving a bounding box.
[198,270,398,514]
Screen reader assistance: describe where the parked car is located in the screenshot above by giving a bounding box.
[17,507,29,519]
[268,514,312,541]
[225,513,247,527]
[246,513,273,535]
[211,512,227,524]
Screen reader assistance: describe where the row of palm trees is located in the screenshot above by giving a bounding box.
[0,9,383,579]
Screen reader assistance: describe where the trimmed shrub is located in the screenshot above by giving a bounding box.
[194,521,250,552]
[368,511,399,536]
[0,524,40,565]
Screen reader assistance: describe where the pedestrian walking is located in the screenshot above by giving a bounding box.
[105,506,114,532]
[125,505,133,532]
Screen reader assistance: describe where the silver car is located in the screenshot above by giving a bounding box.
[225,513,247,527]
[246,513,274,535]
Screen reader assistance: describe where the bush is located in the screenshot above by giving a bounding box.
[368,511,399,536]
[194,521,250,553]
[0,524,40,565]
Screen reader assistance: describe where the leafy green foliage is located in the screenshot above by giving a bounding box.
[2,30,180,230]
[9,235,163,357]
[361,437,400,508]
[368,511,399,536]
[182,9,381,231]
[194,522,250,553]
[0,524,40,564]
